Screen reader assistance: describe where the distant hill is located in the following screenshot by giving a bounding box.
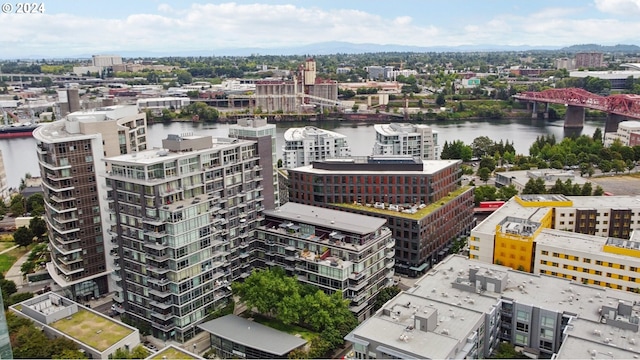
[559,44,640,53]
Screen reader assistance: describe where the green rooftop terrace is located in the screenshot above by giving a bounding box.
[150,346,198,360]
[50,309,134,351]
[333,186,472,220]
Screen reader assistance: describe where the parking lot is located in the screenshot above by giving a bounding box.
[589,174,640,196]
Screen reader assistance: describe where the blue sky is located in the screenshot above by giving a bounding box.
[0,0,638,58]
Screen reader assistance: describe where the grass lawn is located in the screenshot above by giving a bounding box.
[250,313,318,342]
[0,242,16,252]
[152,347,197,360]
[50,309,134,351]
[0,246,29,275]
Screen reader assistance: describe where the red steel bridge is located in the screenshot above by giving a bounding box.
[513,87,640,128]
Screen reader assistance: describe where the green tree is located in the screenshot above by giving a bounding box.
[522,178,546,195]
[435,93,446,107]
[175,70,193,84]
[374,286,401,310]
[26,193,44,215]
[13,226,34,248]
[477,167,491,183]
[497,185,518,200]
[29,216,47,239]
[1,279,17,299]
[9,194,25,216]
[593,185,605,196]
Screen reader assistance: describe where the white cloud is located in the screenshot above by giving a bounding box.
[0,2,637,57]
[594,0,640,15]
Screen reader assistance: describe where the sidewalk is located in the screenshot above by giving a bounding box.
[4,245,29,287]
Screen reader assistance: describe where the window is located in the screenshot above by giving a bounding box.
[517,322,529,332]
[515,334,528,346]
[583,258,591,263]
[541,250,548,255]
[541,316,555,327]
[540,328,554,340]
[516,310,530,322]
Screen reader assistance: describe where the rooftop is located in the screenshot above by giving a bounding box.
[50,309,134,351]
[198,315,307,356]
[284,126,347,142]
[265,202,387,235]
[148,345,201,360]
[106,137,254,165]
[472,195,640,236]
[411,256,640,324]
[292,159,460,175]
[334,186,472,220]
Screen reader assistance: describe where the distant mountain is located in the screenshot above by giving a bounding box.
[22,42,640,60]
[559,44,640,53]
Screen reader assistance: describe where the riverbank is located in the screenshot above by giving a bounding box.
[149,111,607,125]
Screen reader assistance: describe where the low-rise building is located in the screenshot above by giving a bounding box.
[494,169,590,193]
[10,292,139,359]
[345,255,640,359]
[198,315,307,359]
[255,202,395,320]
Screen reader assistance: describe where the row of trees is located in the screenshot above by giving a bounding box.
[232,268,357,359]
[6,311,86,359]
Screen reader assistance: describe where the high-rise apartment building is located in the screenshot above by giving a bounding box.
[256,202,395,321]
[105,134,269,342]
[0,291,12,359]
[282,126,351,169]
[288,157,474,277]
[228,117,279,208]
[33,105,147,301]
[372,123,439,160]
[575,52,604,69]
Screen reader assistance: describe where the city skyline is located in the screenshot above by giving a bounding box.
[1,0,639,59]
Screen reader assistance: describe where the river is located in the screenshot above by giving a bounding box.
[0,118,603,189]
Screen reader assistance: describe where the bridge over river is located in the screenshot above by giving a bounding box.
[513,87,640,131]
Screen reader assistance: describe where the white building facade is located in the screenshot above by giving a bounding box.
[282,126,351,169]
[372,123,439,160]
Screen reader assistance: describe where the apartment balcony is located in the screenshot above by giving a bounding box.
[151,311,174,322]
[144,241,169,251]
[386,249,395,259]
[349,271,366,281]
[50,240,81,255]
[147,276,169,286]
[150,300,173,310]
[49,193,76,203]
[143,217,166,226]
[144,229,166,238]
[348,280,368,292]
[113,293,125,303]
[57,254,83,266]
[111,271,122,282]
[147,253,170,262]
[147,265,170,275]
[386,259,395,269]
[149,287,172,298]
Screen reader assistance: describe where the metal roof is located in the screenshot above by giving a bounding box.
[197,315,307,356]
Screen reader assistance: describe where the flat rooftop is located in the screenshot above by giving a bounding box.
[198,315,307,356]
[106,137,254,165]
[265,202,386,235]
[411,256,640,324]
[352,292,484,359]
[50,309,134,351]
[472,195,640,236]
[333,186,472,221]
[292,159,460,175]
